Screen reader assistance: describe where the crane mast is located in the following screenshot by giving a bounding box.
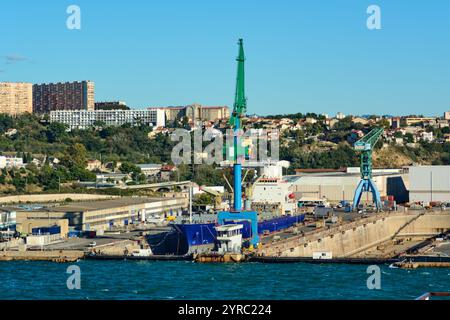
[230,38,246,211]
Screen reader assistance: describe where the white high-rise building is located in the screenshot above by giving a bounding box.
[50,109,165,129]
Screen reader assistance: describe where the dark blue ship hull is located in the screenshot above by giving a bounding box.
[147,214,305,256]
[225,214,306,239]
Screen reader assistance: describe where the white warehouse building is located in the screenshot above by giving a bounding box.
[409,166,450,204]
[251,168,409,212]
[50,109,165,129]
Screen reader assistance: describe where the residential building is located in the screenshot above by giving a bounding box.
[336,112,345,120]
[4,128,17,137]
[305,117,317,124]
[159,165,177,181]
[437,119,449,128]
[391,117,401,129]
[352,117,369,125]
[149,103,229,123]
[96,173,130,186]
[137,164,163,177]
[33,81,95,113]
[404,117,435,126]
[86,159,102,171]
[0,82,33,115]
[444,111,450,120]
[49,109,165,129]
[420,131,434,142]
[0,156,24,169]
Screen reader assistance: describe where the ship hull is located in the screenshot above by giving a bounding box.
[147,214,305,256]
[147,223,216,256]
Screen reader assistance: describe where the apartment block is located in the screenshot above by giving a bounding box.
[0,156,25,169]
[33,81,94,114]
[0,82,33,115]
[444,111,450,120]
[148,103,229,123]
[49,109,165,129]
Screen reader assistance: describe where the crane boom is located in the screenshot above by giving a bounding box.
[354,127,384,180]
[229,38,247,128]
[355,127,384,151]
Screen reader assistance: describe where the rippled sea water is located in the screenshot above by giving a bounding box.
[0,260,449,300]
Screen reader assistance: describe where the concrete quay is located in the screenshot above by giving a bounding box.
[0,250,84,262]
[257,210,450,259]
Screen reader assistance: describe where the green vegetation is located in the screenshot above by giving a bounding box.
[2,113,450,195]
[0,114,175,194]
[95,104,130,111]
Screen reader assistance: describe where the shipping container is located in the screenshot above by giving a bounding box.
[68,230,81,238]
[86,230,97,238]
[32,225,61,236]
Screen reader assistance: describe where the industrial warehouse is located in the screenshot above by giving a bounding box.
[250,163,409,214]
[3,196,188,237]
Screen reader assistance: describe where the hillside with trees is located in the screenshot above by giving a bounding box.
[1,113,450,194]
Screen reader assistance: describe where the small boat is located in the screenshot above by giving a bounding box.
[416,292,450,300]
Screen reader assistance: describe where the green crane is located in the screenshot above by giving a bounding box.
[224,38,250,163]
[352,127,384,211]
[218,38,260,248]
[229,38,247,129]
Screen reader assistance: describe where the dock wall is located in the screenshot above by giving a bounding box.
[259,211,450,258]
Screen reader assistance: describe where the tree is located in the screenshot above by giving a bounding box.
[46,122,68,143]
[119,162,141,175]
[378,119,390,130]
[404,133,414,144]
[194,193,215,206]
[0,114,13,134]
[181,116,190,130]
[12,176,26,192]
[62,143,88,168]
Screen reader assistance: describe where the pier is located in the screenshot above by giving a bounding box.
[0,250,84,262]
[256,210,450,260]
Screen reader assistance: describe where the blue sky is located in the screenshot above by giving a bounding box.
[2,0,450,116]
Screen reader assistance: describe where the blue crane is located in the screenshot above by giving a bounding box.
[352,127,384,211]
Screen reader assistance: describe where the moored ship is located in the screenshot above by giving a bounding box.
[146,212,305,256]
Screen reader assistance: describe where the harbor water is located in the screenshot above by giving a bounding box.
[0,260,449,300]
